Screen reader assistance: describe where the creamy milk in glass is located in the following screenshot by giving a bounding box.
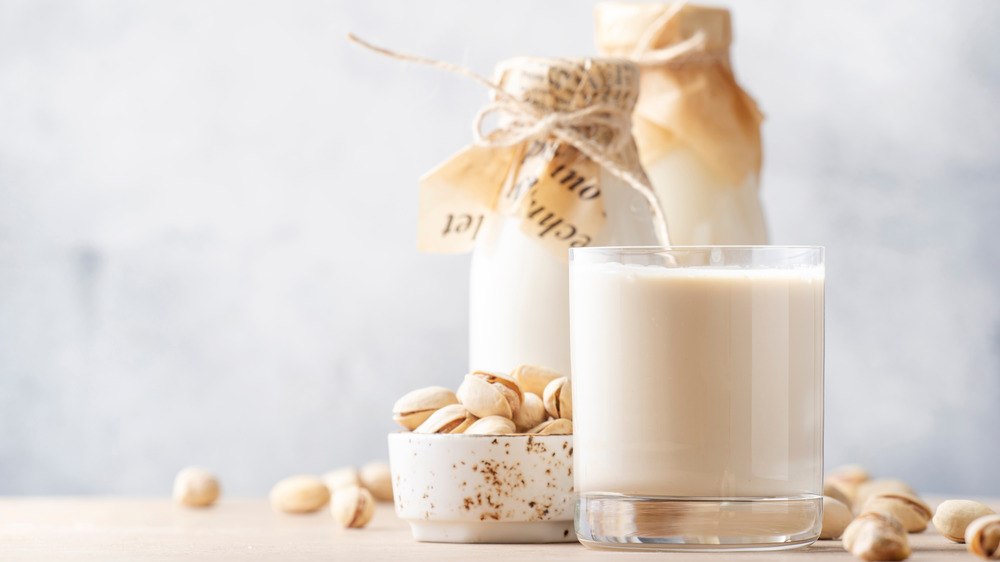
[570,246,824,550]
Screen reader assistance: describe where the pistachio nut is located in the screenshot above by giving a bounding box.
[934,500,996,543]
[359,461,394,502]
[270,475,330,514]
[854,479,916,514]
[529,418,572,435]
[820,496,853,540]
[966,514,1000,559]
[825,464,870,501]
[542,377,572,420]
[173,467,220,507]
[463,415,516,435]
[322,467,361,495]
[861,494,932,533]
[413,404,476,434]
[842,511,911,561]
[512,392,547,432]
[824,481,853,509]
[332,485,375,529]
[511,364,564,397]
[456,371,523,419]
[392,386,459,430]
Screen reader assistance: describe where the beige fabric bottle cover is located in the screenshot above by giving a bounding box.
[347,34,670,260]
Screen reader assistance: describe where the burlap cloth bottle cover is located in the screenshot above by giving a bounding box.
[348,34,671,260]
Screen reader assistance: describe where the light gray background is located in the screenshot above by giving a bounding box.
[1,0,998,496]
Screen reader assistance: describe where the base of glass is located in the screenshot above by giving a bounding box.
[575,493,822,552]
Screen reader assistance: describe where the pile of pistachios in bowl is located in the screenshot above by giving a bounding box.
[392,365,572,435]
[820,464,998,561]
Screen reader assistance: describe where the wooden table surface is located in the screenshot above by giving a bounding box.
[0,496,994,561]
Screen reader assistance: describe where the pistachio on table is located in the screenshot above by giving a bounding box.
[966,514,1000,559]
[270,475,331,514]
[820,496,853,540]
[173,467,220,508]
[392,386,459,430]
[414,404,476,434]
[332,485,375,529]
[511,364,563,397]
[512,392,547,432]
[825,464,870,506]
[322,467,361,495]
[542,377,572,420]
[529,418,572,435]
[359,461,393,502]
[854,479,916,515]
[861,494,932,533]
[934,500,996,543]
[464,415,516,435]
[843,511,911,561]
[457,371,523,419]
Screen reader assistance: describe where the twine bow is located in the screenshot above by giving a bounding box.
[346,33,670,246]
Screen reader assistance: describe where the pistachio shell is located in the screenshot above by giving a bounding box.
[854,479,916,514]
[457,372,522,418]
[933,500,996,543]
[820,496,853,539]
[359,461,393,502]
[862,494,932,533]
[843,511,911,561]
[392,386,459,430]
[512,393,547,432]
[529,418,572,435]
[824,481,853,509]
[332,485,375,528]
[463,415,516,435]
[511,364,564,397]
[270,475,330,513]
[966,514,1000,559]
[542,377,572,420]
[413,404,472,434]
[173,467,220,507]
[322,467,360,494]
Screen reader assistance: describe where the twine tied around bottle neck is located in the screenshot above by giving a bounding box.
[347,33,670,246]
[629,0,722,67]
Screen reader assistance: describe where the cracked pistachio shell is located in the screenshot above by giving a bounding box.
[392,386,459,430]
[270,475,330,514]
[512,393,547,433]
[529,418,572,435]
[332,485,375,529]
[511,364,564,397]
[413,404,475,434]
[843,511,911,561]
[966,514,1000,559]
[862,494,932,533]
[820,496,853,540]
[854,479,916,514]
[359,462,393,502]
[457,371,522,419]
[463,415,516,435]
[322,467,361,494]
[934,500,996,543]
[542,377,572,420]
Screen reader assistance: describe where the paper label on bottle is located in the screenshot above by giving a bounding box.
[417,143,521,253]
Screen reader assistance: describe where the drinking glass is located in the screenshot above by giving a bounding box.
[569,246,825,551]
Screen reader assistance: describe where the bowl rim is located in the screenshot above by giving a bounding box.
[388,431,572,440]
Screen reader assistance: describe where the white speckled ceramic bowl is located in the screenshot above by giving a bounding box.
[387,432,575,543]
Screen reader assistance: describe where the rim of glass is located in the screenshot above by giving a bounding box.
[570,245,824,254]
